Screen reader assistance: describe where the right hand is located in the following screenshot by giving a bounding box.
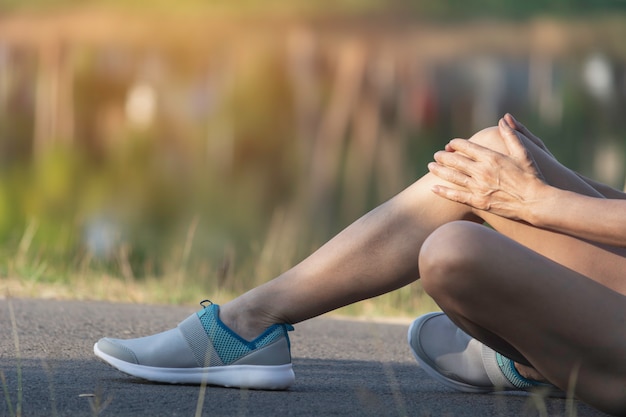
[428,118,547,222]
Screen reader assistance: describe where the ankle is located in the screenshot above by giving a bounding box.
[514,362,547,383]
[218,301,277,341]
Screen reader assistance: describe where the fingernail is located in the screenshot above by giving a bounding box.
[506,113,520,128]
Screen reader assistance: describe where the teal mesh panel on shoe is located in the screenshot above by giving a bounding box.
[197,304,288,365]
[495,352,543,389]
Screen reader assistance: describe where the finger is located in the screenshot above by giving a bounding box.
[444,138,467,152]
[428,161,471,188]
[501,116,540,154]
[505,113,540,145]
[504,113,520,130]
[432,150,476,177]
[445,138,494,162]
[498,117,528,160]
[430,184,473,205]
[504,113,530,136]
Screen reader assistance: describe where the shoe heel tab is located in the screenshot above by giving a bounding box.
[197,301,218,319]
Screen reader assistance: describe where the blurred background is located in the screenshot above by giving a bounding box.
[1,0,626,314]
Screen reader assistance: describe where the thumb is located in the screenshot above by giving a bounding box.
[506,113,535,140]
[498,117,527,159]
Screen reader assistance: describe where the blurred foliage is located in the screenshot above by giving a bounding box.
[2,0,626,19]
[1,6,626,311]
[0,49,307,287]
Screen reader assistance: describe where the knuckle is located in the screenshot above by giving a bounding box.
[475,195,490,211]
[489,153,503,165]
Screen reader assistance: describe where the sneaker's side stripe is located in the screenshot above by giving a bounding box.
[178,313,223,367]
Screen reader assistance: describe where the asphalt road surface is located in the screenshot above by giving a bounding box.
[1,298,610,417]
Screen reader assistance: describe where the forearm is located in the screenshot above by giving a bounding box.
[528,185,626,247]
[575,173,626,200]
[508,113,626,200]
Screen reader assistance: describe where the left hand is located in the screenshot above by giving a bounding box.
[428,117,546,221]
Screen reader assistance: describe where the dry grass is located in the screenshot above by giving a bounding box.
[0,272,438,321]
[1,202,440,320]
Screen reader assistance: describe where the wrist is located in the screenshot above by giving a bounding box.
[524,182,558,227]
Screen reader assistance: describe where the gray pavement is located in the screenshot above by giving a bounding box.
[0,298,609,416]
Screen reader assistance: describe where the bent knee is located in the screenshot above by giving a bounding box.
[419,221,494,297]
[468,126,510,155]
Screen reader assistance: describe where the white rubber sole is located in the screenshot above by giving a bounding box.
[94,343,295,390]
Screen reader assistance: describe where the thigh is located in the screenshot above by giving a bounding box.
[426,222,626,414]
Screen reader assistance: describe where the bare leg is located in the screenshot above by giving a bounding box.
[221,172,479,339]
[463,128,626,294]
[419,221,626,416]
[216,125,626,412]
[221,126,626,344]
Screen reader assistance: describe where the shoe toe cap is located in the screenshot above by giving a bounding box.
[96,337,139,364]
[97,327,199,368]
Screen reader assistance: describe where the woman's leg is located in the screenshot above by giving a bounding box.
[221,126,626,341]
[419,221,626,416]
[96,123,626,402]
[462,128,626,293]
[220,171,480,339]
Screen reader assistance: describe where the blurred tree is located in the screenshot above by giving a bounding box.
[2,0,626,18]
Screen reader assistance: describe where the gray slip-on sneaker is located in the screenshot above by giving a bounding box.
[408,312,563,396]
[94,301,295,390]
